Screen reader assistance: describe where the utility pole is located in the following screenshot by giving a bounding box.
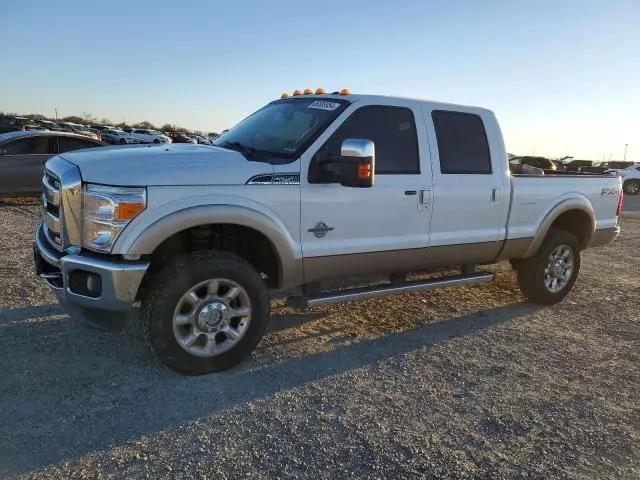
[54,108,58,120]
[624,144,628,161]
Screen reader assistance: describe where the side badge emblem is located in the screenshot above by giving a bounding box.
[308,221,334,238]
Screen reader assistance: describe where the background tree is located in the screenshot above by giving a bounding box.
[133,121,157,130]
[61,115,87,124]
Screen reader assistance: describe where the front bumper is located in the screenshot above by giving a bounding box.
[34,223,149,321]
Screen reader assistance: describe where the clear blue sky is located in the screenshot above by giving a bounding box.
[2,0,638,160]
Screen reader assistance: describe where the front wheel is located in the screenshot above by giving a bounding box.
[141,250,270,375]
[624,180,639,195]
[153,138,160,144]
[516,229,581,304]
[119,138,127,144]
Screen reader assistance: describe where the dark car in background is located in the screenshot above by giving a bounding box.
[509,156,557,171]
[0,131,104,197]
[564,160,594,172]
[0,115,39,134]
[168,132,196,144]
[580,161,635,174]
[36,119,65,131]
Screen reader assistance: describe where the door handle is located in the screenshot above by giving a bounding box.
[491,188,501,203]
[419,189,431,205]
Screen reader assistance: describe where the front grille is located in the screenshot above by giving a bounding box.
[40,157,83,252]
[42,170,63,251]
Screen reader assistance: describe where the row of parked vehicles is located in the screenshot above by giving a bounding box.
[509,156,639,194]
[0,115,217,147]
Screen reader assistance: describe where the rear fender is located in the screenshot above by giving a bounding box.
[522,197,595,258]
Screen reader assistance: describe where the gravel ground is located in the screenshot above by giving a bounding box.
[0,197,639,479]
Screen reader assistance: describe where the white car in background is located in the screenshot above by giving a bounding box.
[130,129,172,144]
[608,164,640,195]
[102,128,138,145]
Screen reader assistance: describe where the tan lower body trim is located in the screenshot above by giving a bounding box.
[302,238,538,284]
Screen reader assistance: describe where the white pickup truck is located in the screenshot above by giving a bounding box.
[34,91,622,375]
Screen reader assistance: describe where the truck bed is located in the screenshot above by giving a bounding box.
[508,173,621,241]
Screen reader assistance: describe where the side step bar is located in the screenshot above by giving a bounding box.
[287,272,494,309]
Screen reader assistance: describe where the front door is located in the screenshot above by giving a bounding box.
[300,103,433,284]
[0,136,55,195]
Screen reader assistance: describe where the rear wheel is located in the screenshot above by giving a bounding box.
[516,229,581,304]
[141,250,270,375]
[153,138,160,144]
[624,180,639,195]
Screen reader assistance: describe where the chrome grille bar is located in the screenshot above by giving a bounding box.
[40,158,82,252]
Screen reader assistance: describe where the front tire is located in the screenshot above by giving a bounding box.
[153,138,160,144]
[516,229,581,304]
[141,250,270,375]
[624,180,639,195]
[119,138,127,144]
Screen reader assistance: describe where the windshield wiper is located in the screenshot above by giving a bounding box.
[218,141,256,157]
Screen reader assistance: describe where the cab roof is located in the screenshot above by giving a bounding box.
[279,92,494,116]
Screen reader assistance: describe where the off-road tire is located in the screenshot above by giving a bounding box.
[140,250,270,375]
[516,229,581,304]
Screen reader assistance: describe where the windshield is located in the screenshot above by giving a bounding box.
[214,98,349,159]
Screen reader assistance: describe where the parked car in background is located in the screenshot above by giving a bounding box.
[168,132,196,144]
[0,115,39,134]
[192,134,212,145]
[100,128,137,145]
[88,125,111,133]
[0,131,103,197]
[580,161,635,174]
[606,163,640,194]
[59,122,101,141]
[565,160,594,172]
[36,120,65,131]
[552,160,567,171]
[509,156,556,171]
[130,129,172,144]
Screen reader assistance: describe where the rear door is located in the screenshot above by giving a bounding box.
[422,108,510,264]
[0,136,55,195]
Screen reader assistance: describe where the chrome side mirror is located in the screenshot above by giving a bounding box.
[338,138,375,188]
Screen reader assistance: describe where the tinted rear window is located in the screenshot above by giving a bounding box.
[432,110,491,174]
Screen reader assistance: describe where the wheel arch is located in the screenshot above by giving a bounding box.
[118,205,303,290]
[522,198,596,258]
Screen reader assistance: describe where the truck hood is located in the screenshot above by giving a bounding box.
[58,144,273,186]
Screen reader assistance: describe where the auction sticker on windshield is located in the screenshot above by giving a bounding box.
[308,100,341,111]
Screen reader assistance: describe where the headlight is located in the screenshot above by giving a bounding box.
[82,184,146,252]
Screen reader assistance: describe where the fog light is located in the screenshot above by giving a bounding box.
[87,273,101,294]
[68,270,102,298]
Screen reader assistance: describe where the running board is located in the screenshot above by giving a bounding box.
[287,272,494,309]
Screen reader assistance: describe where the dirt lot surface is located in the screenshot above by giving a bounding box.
[1,197,639,479]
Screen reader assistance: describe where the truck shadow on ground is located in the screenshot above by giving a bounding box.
[0,301,541,476]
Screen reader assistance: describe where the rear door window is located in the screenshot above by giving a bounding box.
[432,110,492,174]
